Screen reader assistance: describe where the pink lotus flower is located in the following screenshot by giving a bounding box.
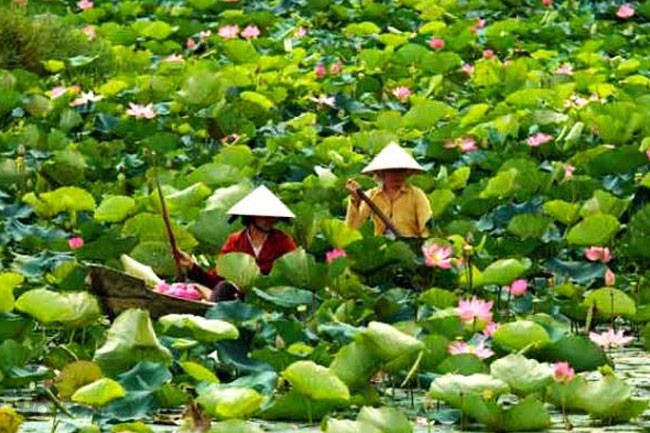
[294,27,307,38]
[391,86,412,102]
[458,297,493,324]
[49,86,68,99]
[199,30,212,41]
[448,341,494,359]
[156,282,202,301]
[218,25,240,40]
[542,0,553,6]
[329,62,342,75]
[617,4,635,19]
[476,18,486,29]
[508,279,528,296]
[164,54,184,63]
[422,243,453,269]
[310,95,336,108]
[77,0,93,10]
[186,38,197,50]
[82,25,96,40]
[458,137,477,153]
[646,149,650,161]
[483,322,499,338]
[241,25,260,40]
[483,49,494,59]
[326,248,347,264]
[584,246,611,263]
[555,64,573,75]
[429,38,445,50]
[444,136,477,153]
[462,63,475,75]
[126,102,157,119]
[605,267,616,286]
[553,362,575,383]
[527,132,554,147]
[589,328,634,349]
[69,237,84,249]
[69,91,103,107]
[564,164,575,180]
[314,64,326,78]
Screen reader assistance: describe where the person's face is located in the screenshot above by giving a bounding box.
[252,216,278,232]
[382,169,410,188]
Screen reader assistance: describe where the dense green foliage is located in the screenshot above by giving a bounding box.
[2,0,650,431]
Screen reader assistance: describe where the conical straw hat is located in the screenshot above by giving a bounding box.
[361,142,424,173]
[227,185,295,218]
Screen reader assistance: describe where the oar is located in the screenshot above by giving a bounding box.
[354,189,403,238]
[154,168,185,282]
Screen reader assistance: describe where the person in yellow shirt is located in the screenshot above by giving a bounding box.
[345,142,432,238]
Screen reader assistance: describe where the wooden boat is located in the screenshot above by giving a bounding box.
[87,264,215,319]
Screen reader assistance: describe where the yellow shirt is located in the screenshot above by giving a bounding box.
[345,184,432,237]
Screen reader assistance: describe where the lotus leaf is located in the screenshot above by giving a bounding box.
[0,272,23,313]
[329,341,380,389]
[208,420,264,433]
[281,361,350,401]
[583,287,636,318]
[15,289,100,327]
[216,253,260,291]
[429,374,509,407]
[196,386,264,419]
[179,361,219,384]
[94,196,136,223]
[357,406,413,433]
[56,361,103,398]
[493,320,551,352]
[71,378,126,407]
[94,309,172,377]
[323,419,381,433]
[566,214,620,246]
[489,354,553,395]
[158,314,239,343]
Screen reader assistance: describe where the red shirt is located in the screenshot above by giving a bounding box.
[188,229,297,288]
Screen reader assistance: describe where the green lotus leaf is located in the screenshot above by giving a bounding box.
[15,289,100,327]
[197,386,264,419]
[208,420,264,433]
[158,314,239,343]
[330,341,380,389]
[357,322,424,370]
[543,200,581,226]
[323,419,381,433]
[56,361,103,399]
[493,320,551,352]
[489,354,553,395]
[567,214,620,246]
[71,378,125,407]
[23,186,96,219]
[534,335,609,372]
[321,218,362,249]
[583,287,636,318]
[93,309,172,377]
[95,196,136,223]
[281,361,350,401]
[179,361,219,384]
[356,406,412,433]
[216,253,260,291]
[429,374,509,407]
[0,272,24,313]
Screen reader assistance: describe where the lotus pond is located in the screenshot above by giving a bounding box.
[4,0,650,432]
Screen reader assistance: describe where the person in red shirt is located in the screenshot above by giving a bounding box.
[178,186,297,301]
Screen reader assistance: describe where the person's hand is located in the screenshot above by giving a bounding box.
[175,249,195,270]
[346,179,361,195]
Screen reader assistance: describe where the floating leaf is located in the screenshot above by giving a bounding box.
[281,361,350,401]
[158,314,239,343]
[567,214,620,246]
[493,320,551,352]
[197,386,264,419]
[489,354,552,395]
[71,378,125,407]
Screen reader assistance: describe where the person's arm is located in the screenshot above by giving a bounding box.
[414,187,433,237]
[187,264,222,288]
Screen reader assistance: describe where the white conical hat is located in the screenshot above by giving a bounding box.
[227,185,295,218]
[362,142,424,173]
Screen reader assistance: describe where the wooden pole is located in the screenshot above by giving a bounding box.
[355,189,403,238]
[155,169,185,282]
